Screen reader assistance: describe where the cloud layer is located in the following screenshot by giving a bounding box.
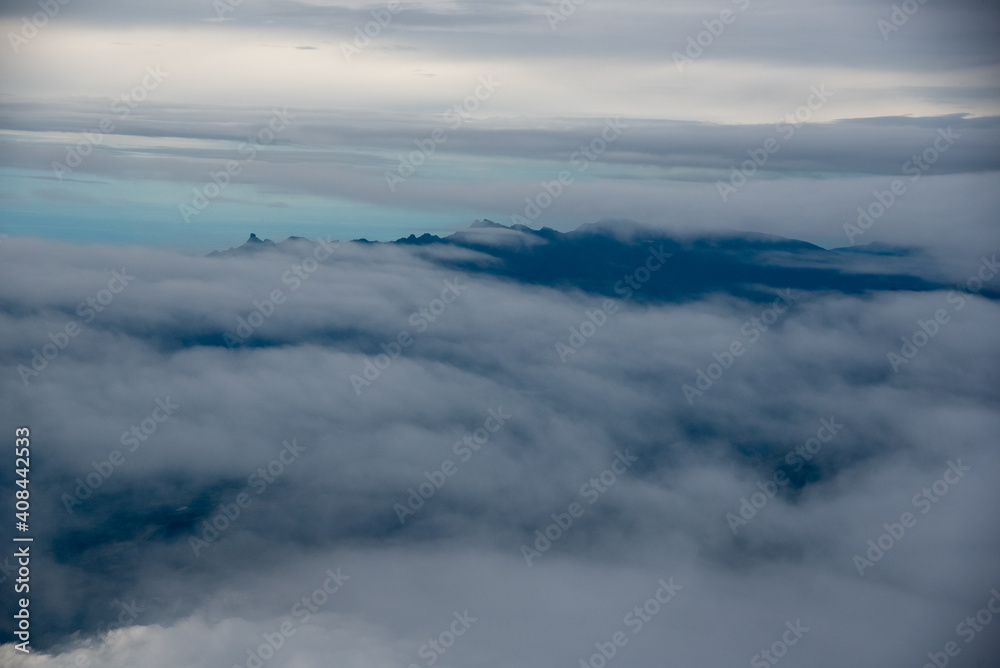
[1,230,998,666]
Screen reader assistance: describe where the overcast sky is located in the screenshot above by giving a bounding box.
[1,0,998,252]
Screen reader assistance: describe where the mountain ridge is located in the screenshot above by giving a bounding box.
[206,220,959,304]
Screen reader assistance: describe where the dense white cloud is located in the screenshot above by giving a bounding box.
[0,231,998,666]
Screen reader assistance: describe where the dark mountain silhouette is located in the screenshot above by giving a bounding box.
[208,220,965,303]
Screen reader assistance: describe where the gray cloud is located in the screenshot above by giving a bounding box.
[4,101,999,177]
[2,102,998,256]
[0,232,998,666]
[2,0,998,73]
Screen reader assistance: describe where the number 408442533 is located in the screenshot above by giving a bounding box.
[15,427,30,531]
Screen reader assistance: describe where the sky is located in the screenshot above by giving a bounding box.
[1,2,999,667]
[0,0,998,252]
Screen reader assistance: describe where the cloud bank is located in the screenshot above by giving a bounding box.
[1,228,998,667]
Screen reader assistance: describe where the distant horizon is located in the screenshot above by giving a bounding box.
[0,215,919,255]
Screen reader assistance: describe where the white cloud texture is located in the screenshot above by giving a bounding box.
[1,232,998,667]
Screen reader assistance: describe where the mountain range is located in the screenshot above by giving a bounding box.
[208,220,962,304]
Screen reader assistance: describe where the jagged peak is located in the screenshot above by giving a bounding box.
[468,219,507,229]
